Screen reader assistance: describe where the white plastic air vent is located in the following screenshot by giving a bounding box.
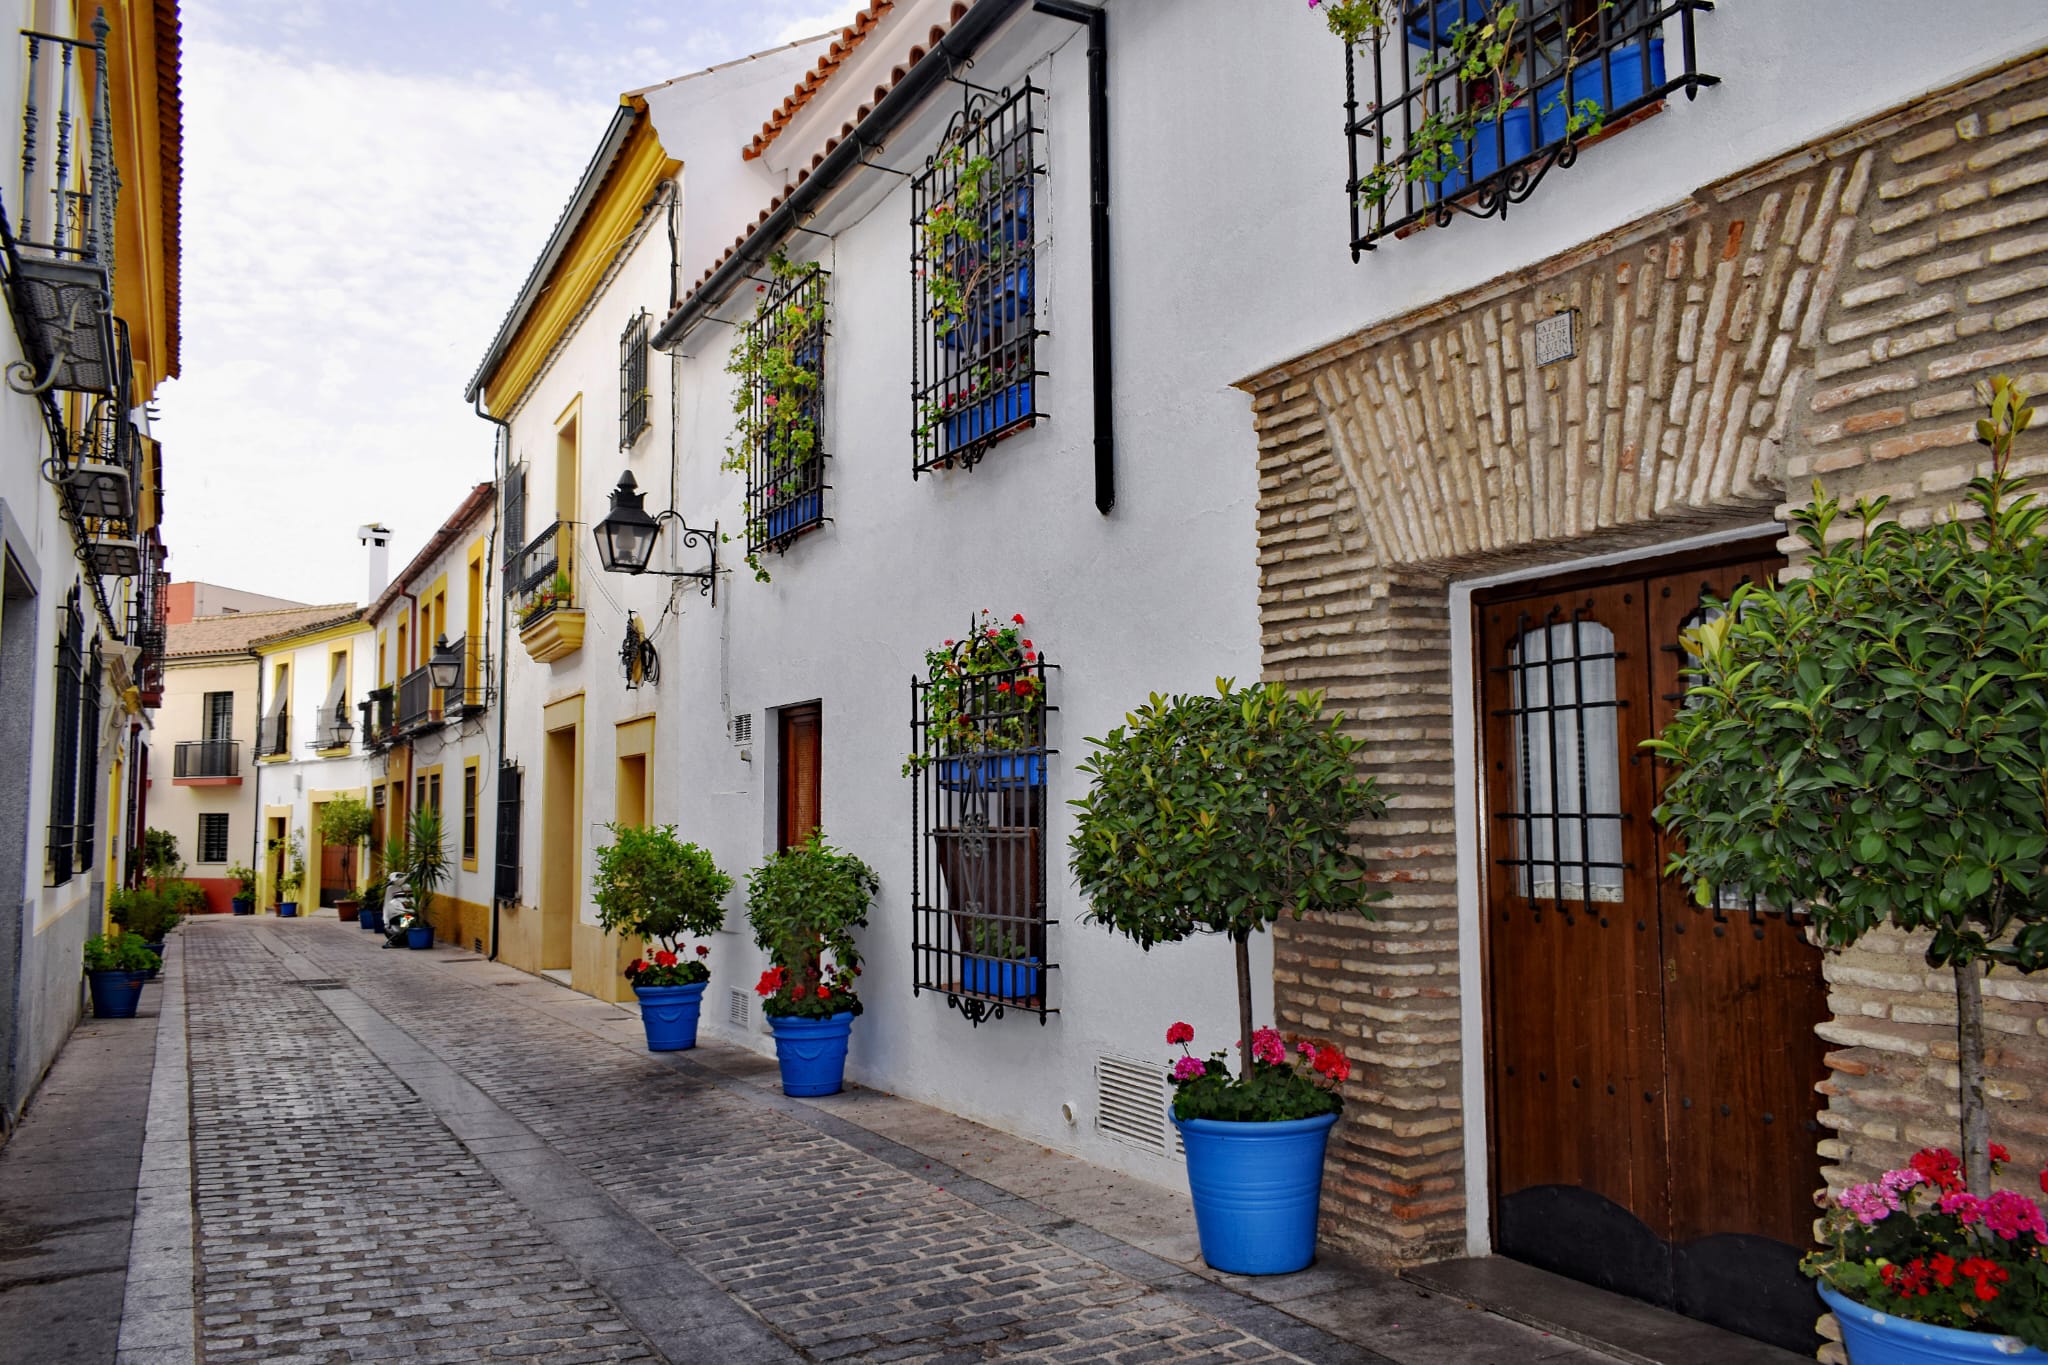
[728,988,748,1028]
[731,713,753,746]
[1096,1055,1178,1158]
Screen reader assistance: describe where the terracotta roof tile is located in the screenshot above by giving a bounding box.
[742,1,896,161]
[167,604,358,659]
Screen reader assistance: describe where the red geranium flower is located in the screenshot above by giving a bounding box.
[1911,1148,1964,1194]
[628,959,647,974]
[1011,613,1025,624]
[1990,1142,2010,1164]
[696,945,710,957]
[756,967,786,996]
[791,984,808,1000]
[1166,1021,1194,1045]
[654,950,677,967]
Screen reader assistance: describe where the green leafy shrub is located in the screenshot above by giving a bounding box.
[400,805,449,927]
[592,824,733,988]
[746,830,877,1019]
[110,888,171,941]
[225,862,257,901]
[1069,679,1385,1081]
[84,931,159,974]
[317,795,375,891]
[1649,374,2048,1194]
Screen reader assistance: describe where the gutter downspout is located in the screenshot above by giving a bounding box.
[473,393,513,961]
[1032,1,1114,515]
[651,0,1034,352]
[249,649,265,896]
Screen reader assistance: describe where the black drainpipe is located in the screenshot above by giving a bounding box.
[472,393,513,960]
[1032,1,1113,515]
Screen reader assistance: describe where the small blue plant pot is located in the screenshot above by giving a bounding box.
[635,981,707,1052]
[934,753,1044,790]
[1819,1284,2048,1363]
[1536,38,1665,146]
[943,378,1032,450]
[141,942,165,980]
[231,897,253,915]
[960,956,1041,1001]
[87,969,144,1020]
[1174,1111,1338,1276]
[1429,106,1534,202]
[278,901,298,918]
[406,924,433,950]
[766,489,822,541]
[769,1011,854,1097]
[359,909,384,933]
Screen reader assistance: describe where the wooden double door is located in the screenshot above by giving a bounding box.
[1477,545,1828,1354]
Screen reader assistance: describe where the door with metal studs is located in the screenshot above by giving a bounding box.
[1477,546,1829,1354]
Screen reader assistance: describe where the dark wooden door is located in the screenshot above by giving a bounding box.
[1479,547,1827,1354]
[779,703,821,851]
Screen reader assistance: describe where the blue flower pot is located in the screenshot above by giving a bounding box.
[635,981,707,1052]
[1429,106,1534,201]
[141,942,165,981]
[1174,1111,1338,1275]
[943,378,1032,450]
[1536,38,1665,146]
[1819,1284,2048,1364]
[934,753,1044,790]
[960,955,1041,1001]
[769,1011,854,1097]
[406,924,433,949]
[87,969,144,1019]
[278,901,298,918]
[360,908,384,932]
[231,897,253,915]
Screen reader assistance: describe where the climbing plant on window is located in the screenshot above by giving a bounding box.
[725,253,828,578]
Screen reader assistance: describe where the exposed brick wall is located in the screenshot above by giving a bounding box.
[1244,52,2048,1269]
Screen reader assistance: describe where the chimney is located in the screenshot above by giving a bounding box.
[358,523,392,603]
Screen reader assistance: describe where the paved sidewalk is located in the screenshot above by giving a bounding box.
[6,914,1630,1363]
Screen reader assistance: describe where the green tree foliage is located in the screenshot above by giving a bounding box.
[592,823,733,952]
[745,830,878,1019]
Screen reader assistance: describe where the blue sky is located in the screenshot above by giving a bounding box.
[159,0,861,604]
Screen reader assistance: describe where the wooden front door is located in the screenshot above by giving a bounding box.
[779,703,821,851]
[1478,544,1829,1354]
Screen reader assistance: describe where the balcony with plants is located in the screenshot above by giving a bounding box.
[906,610,1057,1026]
[511,520,583,663]
[1330,0,1715,255]
[911,83,1045,477]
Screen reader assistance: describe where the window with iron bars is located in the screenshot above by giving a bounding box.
[494,763,522,903]
[908,634,1057,1027]
[1343,0,1714,255]
[45,588,82,885]
[731,262,828,559]
[619,311,650,449]
[911,82,1045,476]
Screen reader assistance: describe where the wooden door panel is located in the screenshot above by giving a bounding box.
[779,704,822,852]
[1482,582,1670,1276]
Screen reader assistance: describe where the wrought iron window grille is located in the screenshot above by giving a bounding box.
[510,520,574,628]
[45,587,82,885]
[76,636,100,870]
[619,311,650,449]
[734,263,829,558]
[909,638,1058,1026]
[494,762,523,904]
[911,81,1046,477]
[1344,0,1715,256]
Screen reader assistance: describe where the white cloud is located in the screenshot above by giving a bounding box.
[771,3,866,47]
[157,38,609,603]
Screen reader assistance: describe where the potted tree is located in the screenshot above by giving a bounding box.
[110,888,177,979]
[1649,376,2048,1362]
[83,931,159,1018]
[398,805,447,949]
[1069,679,1386,1275]
[746,830,878,1096]
[274,830,305,917]
[593,823,733,1051]
[226,862,257,915]
[317,795,375,922]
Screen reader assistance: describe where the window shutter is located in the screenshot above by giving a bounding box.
[494,763,522,902]
[502,463,526,576]
[75,637,102,874]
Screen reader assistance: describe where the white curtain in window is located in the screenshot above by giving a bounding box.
[1510,620,1624,903]
[319,663,348,745]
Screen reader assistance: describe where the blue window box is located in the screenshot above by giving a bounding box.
[960,955,1041,1001]
[1427,105,1534,201]
[943,378,1033,450]
[1536,37,1664,144]
[766,488,822,541]
[934,752,1044,790]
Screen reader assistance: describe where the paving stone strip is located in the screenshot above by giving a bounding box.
[181,925,661,1364]
[116,932,197,1365]
[264,920,1356,1365]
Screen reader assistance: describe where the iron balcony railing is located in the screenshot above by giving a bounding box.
[313,699,352,751]
[358,686,394,750]
[4,11,121,398]
[444,636,491,713]
[254,709,289,759]
[395,665,440,734]
[510,520,574,629]
[173,740,239,779]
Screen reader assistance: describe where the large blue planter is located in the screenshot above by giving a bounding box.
[960,955,1041,1001]
[1819,1284,2048,1364]
[935,753,1044,790]
[1536,38,1665,145]
[1429,106,1534,201]
[359,907,384,932]
[231,897,253,915]
[769,1011,854,1097]
[944,379,1032,450]
[278,901,298,918]
[635,981,707,1052]
[406,924,433,950]
[1174,1111,1338,1275]
[87,969,145,1020]
[141,942,165,981]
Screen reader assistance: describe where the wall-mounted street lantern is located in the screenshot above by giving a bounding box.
[427,634,463,691]
[591,471,718,602]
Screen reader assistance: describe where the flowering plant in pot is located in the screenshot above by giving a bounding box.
[274,829,306,916]
[1803,1145,2048,1358]
[82,931,158,1019]
[746,829,878,1096]
[1070,679,1385,1274]
[593,823,732,1052]
[226,862,257,914]
[1651,378,2048,1360]
[903,609,1044,787]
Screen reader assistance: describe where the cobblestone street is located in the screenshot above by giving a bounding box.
[3,918,1642,1364]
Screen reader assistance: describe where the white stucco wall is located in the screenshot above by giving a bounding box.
[251,625,379,908]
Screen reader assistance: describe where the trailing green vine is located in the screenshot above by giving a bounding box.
[724,251,823,581]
